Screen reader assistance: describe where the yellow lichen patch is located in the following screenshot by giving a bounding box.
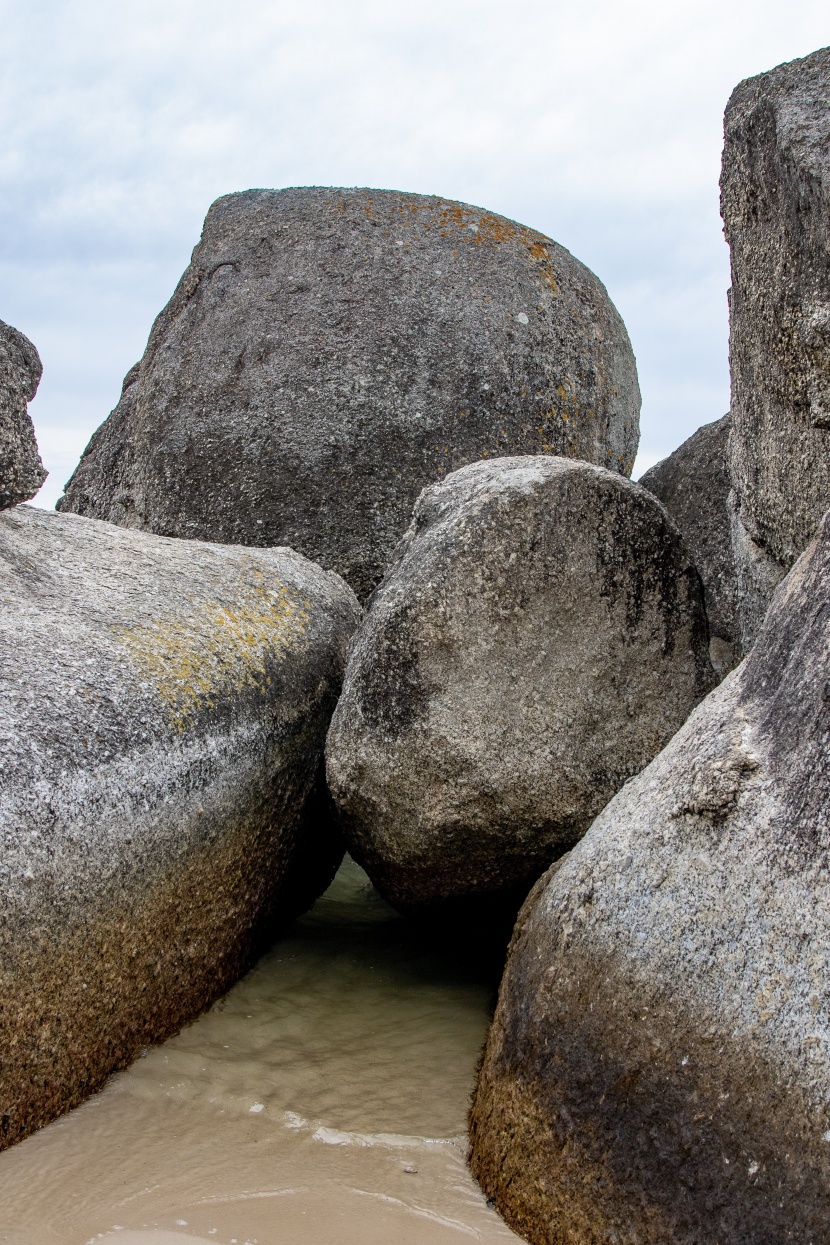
[117,571,310,732]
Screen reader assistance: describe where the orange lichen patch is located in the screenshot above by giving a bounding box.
[338,191,561,295]
[527,246,558,295]
[117,570,310,731]
[333,191,560,295]
[381,192,553,246]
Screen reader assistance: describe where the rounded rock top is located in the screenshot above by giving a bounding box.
[59,187,641,600]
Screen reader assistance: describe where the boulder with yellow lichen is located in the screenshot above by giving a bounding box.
[0,503,360,1150]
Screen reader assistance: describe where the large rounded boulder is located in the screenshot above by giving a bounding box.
[326,456,714,913]
[469,507,830,1245]
[0,503,360,1151]
[721,48,830,647]
[57,187,641,600]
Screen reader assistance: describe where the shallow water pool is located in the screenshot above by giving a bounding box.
[0,858,519,1244]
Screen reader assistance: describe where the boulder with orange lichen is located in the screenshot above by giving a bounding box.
[58,187,640,600]
[326,455,714,915]
[0,504,360,1151]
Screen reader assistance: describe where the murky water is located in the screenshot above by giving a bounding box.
[0,858,519,1244]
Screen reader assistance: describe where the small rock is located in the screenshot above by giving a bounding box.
[0,319,47,509]
[640,414,739,673]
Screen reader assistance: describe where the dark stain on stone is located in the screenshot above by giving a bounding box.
[470,931,830,1245]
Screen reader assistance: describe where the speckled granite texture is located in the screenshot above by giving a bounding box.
[58,187,640,600]
[470,506,830,1244]
[0,505,360,1150]
[0,319,46,509]
[640,414,739,674]
[721,47,830,648]
[327,456,714,914]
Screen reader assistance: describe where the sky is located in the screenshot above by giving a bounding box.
[1,0,827,508]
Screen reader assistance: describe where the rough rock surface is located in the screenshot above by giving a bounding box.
[470,508,830,1245]
[640,414,739,674]
[0,319,47,509]
[57,187,641,600]
[326,456,714,914]
[0,505,360,1151]
[721,47,830,648]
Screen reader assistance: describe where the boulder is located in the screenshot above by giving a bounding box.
[721,47,830,649]
[469,508,830,1245]
[0,504,360,1150]
[57,187,641,600]
[326,456,714,914]
[0,319,47,509]
[640,414,739,674]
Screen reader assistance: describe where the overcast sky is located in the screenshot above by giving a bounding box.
[2,0,827,507]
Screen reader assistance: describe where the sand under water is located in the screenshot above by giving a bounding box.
[0,858,520,1245]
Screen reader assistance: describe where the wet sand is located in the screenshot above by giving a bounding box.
[0,858,520,1244]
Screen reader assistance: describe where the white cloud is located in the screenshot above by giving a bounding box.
[1,0,827,506]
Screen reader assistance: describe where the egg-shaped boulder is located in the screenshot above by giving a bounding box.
[58,188,640,600]
[326,455,714,913]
